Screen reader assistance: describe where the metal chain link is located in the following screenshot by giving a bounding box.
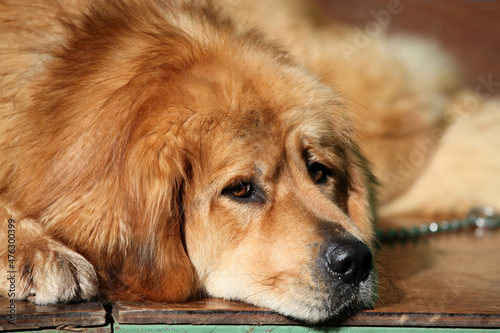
[376,206,500,243]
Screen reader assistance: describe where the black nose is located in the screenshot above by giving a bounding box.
[325,239,373,285]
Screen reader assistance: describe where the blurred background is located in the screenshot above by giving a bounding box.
[317,0,500,95]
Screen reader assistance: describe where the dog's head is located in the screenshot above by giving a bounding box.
[180,88,377,322]
[183,71,376,323]
[17,1,376,323]
[122,65,377,322]
[114,12,377,323]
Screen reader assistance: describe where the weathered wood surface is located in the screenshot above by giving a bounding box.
[113,298,298,326]
[0,300,107,331]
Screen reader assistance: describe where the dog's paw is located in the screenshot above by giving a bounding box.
[21,241,98,305]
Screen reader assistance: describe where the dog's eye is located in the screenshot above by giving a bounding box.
[229,181,253,198]
[222,181,265,204]
[309,162,331,184]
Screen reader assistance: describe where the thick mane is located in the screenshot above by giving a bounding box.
[0,0,222,300]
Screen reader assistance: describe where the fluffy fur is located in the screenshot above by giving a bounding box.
[0,0,499,323]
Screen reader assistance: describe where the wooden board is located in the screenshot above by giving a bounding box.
[346,227,500,328]
[114,228,500,328]
[113,298,297,326]
[0,300,107,331]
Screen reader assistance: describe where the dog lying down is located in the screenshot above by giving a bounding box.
[1,0,500,324]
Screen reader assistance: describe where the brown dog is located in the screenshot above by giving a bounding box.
[1,0,499,324]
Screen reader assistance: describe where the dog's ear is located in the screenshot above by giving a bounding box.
[115,108,198,302]
[94,18,204,301]
[346,147,377,247]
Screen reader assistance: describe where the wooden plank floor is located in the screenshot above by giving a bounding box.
[1,227,499,330]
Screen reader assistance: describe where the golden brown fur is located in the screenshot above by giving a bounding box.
[1,0,499,323]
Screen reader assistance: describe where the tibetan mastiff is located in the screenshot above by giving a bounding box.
[1,0,499,323]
